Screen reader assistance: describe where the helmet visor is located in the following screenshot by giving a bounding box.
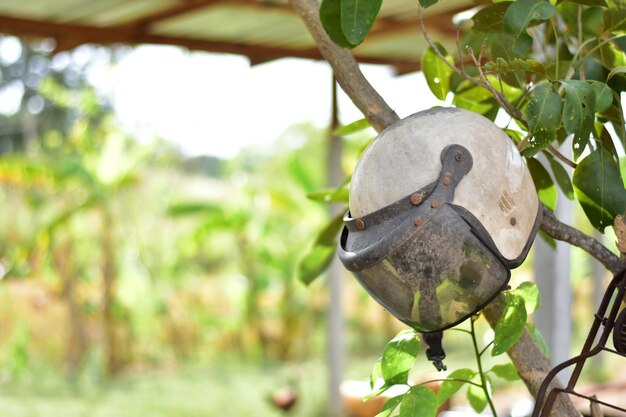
[340,203,509,333]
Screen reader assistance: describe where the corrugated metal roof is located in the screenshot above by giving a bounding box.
[0,0,480,72]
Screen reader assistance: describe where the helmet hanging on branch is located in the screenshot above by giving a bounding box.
[337,107,541,371]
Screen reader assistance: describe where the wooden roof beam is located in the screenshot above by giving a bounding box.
[0,14,420,70]
[126,0,225,31]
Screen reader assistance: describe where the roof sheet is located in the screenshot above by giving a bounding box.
[0,0,480,72]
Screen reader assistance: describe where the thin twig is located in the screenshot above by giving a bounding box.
[547,145,577,168]
[466,46,528,128]
[418,5,527,128]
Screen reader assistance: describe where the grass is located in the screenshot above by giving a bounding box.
[0,360,334,417]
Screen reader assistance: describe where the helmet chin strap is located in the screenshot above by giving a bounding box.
[423,332,447,372]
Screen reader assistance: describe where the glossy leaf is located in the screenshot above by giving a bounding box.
[523,83,563,157]
[503,0,555,54]
[472,2,512,33]
[547,155,575,200]
[589,81,614,113]
[593,122,619,156]
[341,0,383,45]
[528,158,558,211]
[437,368,475,406]
[399,386,437,417]
[489,363,520,381]
[381,330,420,386]
[467,378,488,413]
[512,281,541,314]
[573,148,626,231]
[376,395,404,417]
[492,292,527,356]
[421,44,454,100]
[320,0,356,48]
[560,80,596,160]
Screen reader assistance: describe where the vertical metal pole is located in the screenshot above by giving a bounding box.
[327,75,344,417]
[533,150,572,381]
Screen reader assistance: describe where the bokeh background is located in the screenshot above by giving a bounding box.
[0,35,624,417]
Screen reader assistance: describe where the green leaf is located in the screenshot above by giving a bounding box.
[370,358,382,390]
[523,83,563,157]
[492,292,528,356]
[381,329,420,386]
[596,41,626,70]
[437,368,475,406]
[376,395,404,417]
[594,122,619,156]
[527,323,551,359]
[467,379,488,413]
[546,155,575,200]
[320,0,357,48]
[560,80,596,161]
[335,118,371,135]
[538,229,557,250]
[472,2,512,33]
[605,0,626,33]
[297,213,345,285]
[484,58,547,76]
[573,148,626,231]
[511,281,541,314]
[421,44,454,101]
[340,0,383,45]
[589,81,614,113]
[168,202,222,217]
[489,363,520,381]
[297,245,335,285]
[399,386,437,417]
[527,158,558,211]
[418,0,440,7]
[318,212,346,246]
[503,0,555,53]
[490,34,526,86]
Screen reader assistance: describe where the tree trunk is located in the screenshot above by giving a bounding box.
[101,206,124,375]
[52,238,86,376]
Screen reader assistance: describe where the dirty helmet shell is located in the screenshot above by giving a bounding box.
[337,108,541,370]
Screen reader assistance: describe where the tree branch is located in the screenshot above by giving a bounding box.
[286,0,400,132]
[541,205,626,273]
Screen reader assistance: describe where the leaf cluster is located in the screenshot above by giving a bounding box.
[320,0,626,233]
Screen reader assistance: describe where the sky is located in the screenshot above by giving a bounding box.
[96,45,441,159]
[0,36,442,159]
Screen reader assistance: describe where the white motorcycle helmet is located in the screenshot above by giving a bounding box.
[337,108,540,370]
